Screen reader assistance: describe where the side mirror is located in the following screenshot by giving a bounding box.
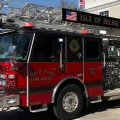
[108,46,116,56]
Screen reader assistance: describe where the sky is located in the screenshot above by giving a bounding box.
[2,0,78,13]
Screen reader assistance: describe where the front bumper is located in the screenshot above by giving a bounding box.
[0,95,20,108]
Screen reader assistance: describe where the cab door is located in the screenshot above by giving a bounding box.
[28,33,64,104]
[66,36,83,74]
[84,36,103,96]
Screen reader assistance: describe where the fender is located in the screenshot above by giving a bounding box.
[51,76,88,103]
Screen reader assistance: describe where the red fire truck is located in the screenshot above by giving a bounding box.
[1,7,120,120]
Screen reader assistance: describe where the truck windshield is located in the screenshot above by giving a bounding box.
[0,32,33,61]
[10,32,33,61]
[0,32,16,59]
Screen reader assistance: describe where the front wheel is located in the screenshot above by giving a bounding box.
[53,84,84,120]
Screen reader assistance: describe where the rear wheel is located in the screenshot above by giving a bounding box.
[53,84,84,120]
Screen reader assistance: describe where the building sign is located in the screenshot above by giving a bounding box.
[62,8,120,29]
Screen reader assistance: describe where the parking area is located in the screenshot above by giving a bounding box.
[0,100,120,120]
[76,100,120,120]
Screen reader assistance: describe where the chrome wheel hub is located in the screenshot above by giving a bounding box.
[62,92,78,113]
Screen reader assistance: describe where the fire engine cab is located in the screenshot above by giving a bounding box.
[0,6,120,120]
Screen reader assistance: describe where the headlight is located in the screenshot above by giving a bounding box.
[0,74,7,79]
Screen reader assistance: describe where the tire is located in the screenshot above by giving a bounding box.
[53,84,84,120]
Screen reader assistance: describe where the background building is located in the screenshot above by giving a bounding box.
[85,0,120,18]
[84,0,120,36]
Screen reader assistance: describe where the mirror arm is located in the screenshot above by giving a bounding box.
[10,58,14,67]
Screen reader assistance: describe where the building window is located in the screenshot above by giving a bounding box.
[99,10,109,17]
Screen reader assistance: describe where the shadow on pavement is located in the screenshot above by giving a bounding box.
[0,100,120,120]
[0,109,56,120]
[80,99,120,117]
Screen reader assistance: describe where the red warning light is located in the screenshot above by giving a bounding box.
[81,29,88,34]
[24,22,34,27]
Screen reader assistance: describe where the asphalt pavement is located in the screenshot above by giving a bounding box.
[0,100,120,120]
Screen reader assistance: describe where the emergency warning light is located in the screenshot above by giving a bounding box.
[81,29,88,34]
[24,22,34,27]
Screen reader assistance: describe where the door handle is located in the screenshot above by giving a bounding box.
[52,68,57,71]
[103,52,106,67]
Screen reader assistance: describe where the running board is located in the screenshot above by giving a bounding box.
[108,95,120,101]
[29,104,48,113]
[90,88,120,104]
[91,95,120,104]
[91,99,102,103]
[104,88,120,97]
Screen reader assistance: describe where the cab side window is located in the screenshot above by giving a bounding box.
[30,34,65,62]
[84,37,102,61]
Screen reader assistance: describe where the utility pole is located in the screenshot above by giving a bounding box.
[0,0,2,28]
[0,0,2,23]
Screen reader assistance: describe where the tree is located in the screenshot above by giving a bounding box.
[59,0,77,10]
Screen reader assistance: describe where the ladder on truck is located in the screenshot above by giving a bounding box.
[1,3,82,33]
[1,2,119,36]
[1,3,120,36]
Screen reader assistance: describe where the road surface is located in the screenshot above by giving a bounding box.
[0,100,120,120]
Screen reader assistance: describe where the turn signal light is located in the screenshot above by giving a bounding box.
[8,81,15,86]
[8,74,15,79]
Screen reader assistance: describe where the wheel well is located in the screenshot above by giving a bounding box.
[54,78,87,104]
